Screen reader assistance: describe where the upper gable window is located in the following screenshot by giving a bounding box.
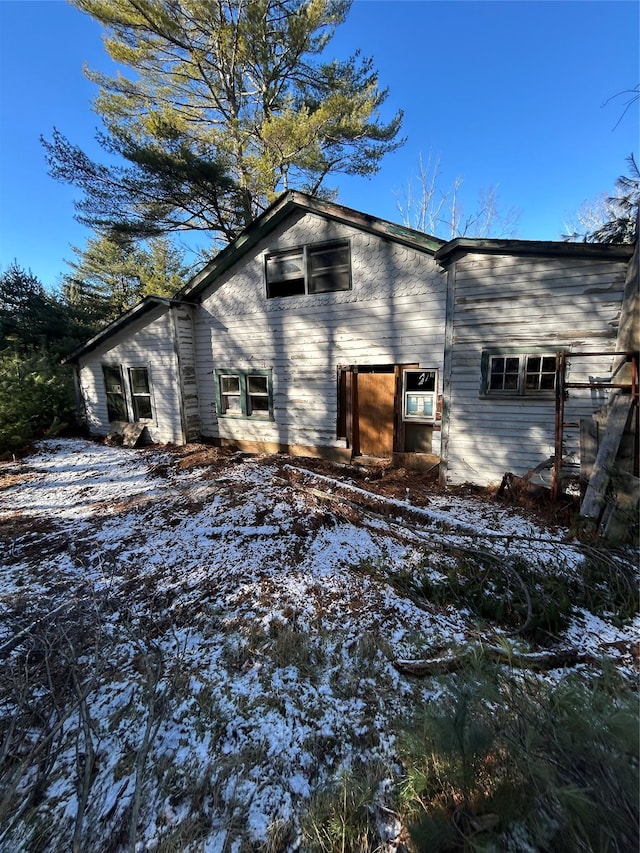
[265,241,351,298]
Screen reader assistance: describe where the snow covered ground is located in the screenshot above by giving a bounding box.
[1,439,637,852]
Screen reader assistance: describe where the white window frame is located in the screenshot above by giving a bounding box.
[402,368,438,423]
[128,366,154,421]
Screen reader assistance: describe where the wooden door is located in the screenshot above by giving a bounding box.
[357,371,396,457]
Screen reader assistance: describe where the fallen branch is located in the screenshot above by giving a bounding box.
[393,645,595,677]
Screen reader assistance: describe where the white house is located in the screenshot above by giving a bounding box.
[64,191,637,488]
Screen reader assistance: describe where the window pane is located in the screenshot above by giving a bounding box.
[223,396,242,413]
[505,357,520,373]
[134,396,153,419]
[106,394,127,421]
[542,356,556,372]
[405,370,436,393]
[308,271,351,293]
[103,366,123,394]
[404,392,435,420]
[540,374,555,390]
[247,375,268,395]
[221,376,240,394]
[309,245,350,272]
[130,368,150,394]
[249,395,270,414]
[266,278,306,298]
[308,243,351,293]
[266,253,304,280]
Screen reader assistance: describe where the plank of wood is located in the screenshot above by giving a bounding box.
[580,395,634,520]
[123,423,147,447]
[603,473,640,543]
[579,417,598,495]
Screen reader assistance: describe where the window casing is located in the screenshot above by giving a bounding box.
[481,352,558,396]
[129,367,153,420]
[216,369,273,419]
[402,369,438,422]
[265,241,351,298]
[102,365,128,422]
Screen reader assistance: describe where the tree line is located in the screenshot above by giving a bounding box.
[0,235,186,455]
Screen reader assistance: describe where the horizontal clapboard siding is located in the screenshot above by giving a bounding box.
[195,209,446,449]
[171,305,201,440]
[78,306,185,445]
[444,252,628,485]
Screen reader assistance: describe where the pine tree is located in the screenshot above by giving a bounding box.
[62,234,187,330]
[42,0,403,246]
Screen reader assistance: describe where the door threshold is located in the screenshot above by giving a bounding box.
[352,455,392,468]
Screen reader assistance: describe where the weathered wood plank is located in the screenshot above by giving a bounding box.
[580,396,634,520]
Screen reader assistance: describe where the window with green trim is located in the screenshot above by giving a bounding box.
[265,241,351,298]
[481,352,558,396]
[216,369,273,418]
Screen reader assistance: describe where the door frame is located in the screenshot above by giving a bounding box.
[337,363,418,457]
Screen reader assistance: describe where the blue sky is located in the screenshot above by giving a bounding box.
[0,0,638,290]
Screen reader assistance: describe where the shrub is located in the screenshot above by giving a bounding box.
[398,657,639,852]
[0,350,76,454]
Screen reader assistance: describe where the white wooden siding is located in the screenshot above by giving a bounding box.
[171,304,200,440]
[443,253,628,485]
[78,306,185,444]
[194,209,446,453]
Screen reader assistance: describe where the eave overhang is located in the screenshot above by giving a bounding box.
[435,237,635,266]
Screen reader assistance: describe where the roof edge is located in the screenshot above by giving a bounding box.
[62,296,190,364]
[435,236,635,264]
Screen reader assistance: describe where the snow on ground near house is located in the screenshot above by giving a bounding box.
[0,439,637,852]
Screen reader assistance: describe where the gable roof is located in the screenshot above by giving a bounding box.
[62,296,189,364]
[177,190,446,301]
[63,193,636,365]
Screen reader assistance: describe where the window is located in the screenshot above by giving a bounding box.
[216,369,273,419]
[247,374,270,415]
[220,374,242,414]
[265,241,351,298]
[402,369,438,422]
[129,367,153,420]
[482,352,558,396]
[102,365,128,422]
